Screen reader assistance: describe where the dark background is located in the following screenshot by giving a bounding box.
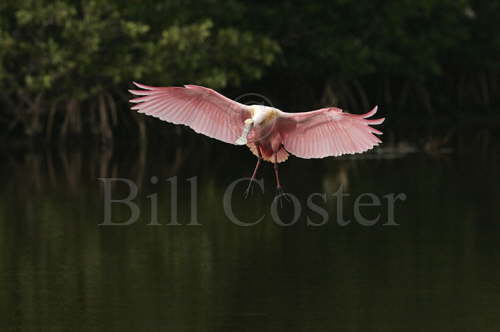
[1,1,500,331]
[1,0,499,144]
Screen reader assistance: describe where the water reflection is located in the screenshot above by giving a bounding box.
[0,128,499,331]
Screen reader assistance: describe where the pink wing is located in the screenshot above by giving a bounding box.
[129,82,251,144]
[277,106,384,159]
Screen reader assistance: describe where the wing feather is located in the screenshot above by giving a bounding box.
[129,82,251,144]
[278,106,384,159]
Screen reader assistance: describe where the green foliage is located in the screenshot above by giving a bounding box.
[230,0,500,113]
[2,0,279,94]
[0,0,499,140]
[0,0,280,137]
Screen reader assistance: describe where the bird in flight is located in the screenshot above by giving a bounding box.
[129,82,384,197]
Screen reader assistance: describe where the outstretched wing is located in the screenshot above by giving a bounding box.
[129,82,251,144]
[277,106,384,159]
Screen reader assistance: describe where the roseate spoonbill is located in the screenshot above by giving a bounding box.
[129,82,384,196]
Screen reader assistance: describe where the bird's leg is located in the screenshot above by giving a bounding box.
[244,144,262,198]
[273,152,283,189]
[273,152,291,204]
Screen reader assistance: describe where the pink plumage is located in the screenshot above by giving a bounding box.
[129,82,385,194]
[278,106,384,158]
[129,82,250,144]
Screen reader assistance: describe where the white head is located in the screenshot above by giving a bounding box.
[249,105,278,126]
[235,106,279,145]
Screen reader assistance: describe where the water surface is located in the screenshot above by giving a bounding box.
[1,127,499,331]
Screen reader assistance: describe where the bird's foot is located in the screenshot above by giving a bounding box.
[274,186,291,207]
[243,180,256,199]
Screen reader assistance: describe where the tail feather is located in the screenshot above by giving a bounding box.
[247,143,289,163]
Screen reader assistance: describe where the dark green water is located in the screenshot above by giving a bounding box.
[1,128,499,331]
